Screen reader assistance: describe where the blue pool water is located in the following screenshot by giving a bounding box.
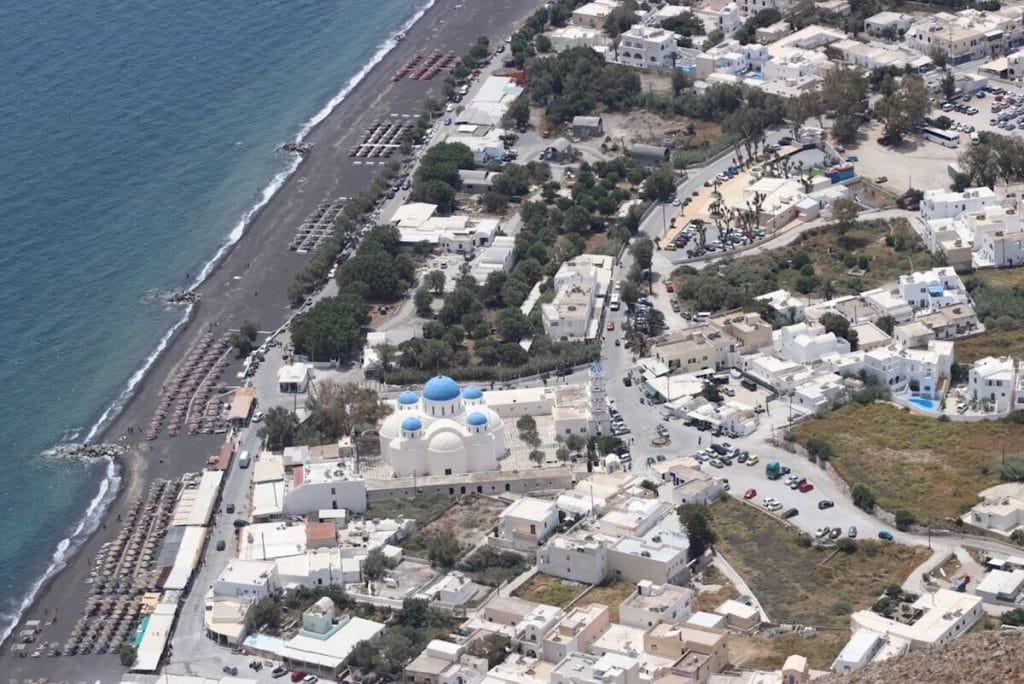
[907,397,938,411]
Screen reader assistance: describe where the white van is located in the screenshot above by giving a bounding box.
[694,311,711,323]
[238,450,251,469]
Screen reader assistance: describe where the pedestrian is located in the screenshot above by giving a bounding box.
[698,436,702,445]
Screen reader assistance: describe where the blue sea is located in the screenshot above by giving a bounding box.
[0,0,427,641]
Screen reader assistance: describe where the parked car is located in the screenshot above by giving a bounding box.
[271,667,289,679]
[216,540,226,551]
[223,666,239,676]
[233,519,249,528]
[291,672,307,683]
[225,503,235,514]
[798,482,814,493]
[762,497,776,508]
[743,487,757,499]
[878,530,894,541]
[782,508,799,519]
[817,500,834,510]
[829,527,842,539]
[848,526,858,538]
[746,454,759,466]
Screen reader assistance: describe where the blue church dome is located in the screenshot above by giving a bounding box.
[466,411,488,427]
[401,416,423,432]
[462,386,483,400]
[422,375,461,402]
[397,390,419,405]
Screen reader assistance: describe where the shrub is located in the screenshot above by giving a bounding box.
[895,509,917,531]
[836,538,857,554]
[852,483,876,512]
[999,456,1024,482]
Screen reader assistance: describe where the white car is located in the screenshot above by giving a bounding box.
[761,497,777,508]
[251,410,264,423]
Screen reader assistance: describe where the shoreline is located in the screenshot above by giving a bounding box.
[1,0,542,676]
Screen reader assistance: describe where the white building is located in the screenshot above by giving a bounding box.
[969,356,1020,413]
[283,459,367,515]
[549,26,611,53]
[537,523,613,585]
[975,569,1024,602]
[470,235,517,283]
[757,289,806,323]
[379,377,506,478]
[498,497,560,550]
[551,652,639,684]
[897,267,969,313]
[612,26,680,70]
[762,46,830,81]
[831,628,885,674]
[738,0,794,18]
[543,604,611,665]
[618,580,693,629]
[391,202,500,252]
[920,187,998,221]
[572,0,620,29]
[849,589,983,653]
[862,340,954,400]
[864,11,913,37]
[778,322,852,364]
[966,483,1024,534]
[542,255,614,341]
[694,40,768,79]
[213,560,281,601]
[695,0,741,37]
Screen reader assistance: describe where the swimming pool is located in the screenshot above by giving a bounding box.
[749,72,764,81]
[907,396,938,411]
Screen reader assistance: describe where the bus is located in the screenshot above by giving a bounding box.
[922,126,960,148]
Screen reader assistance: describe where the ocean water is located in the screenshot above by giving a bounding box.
[0,0,423,641]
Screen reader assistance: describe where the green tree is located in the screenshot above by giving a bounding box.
[701,381,723,403]
[678,504,717,560]
[875,315,896,335]
[642,165,677,202]
[425,269,446,295]
[362,547,395,581]
[414,286,434,317]
[851,483,876,512]
[465,633,512,668]
[495,307,533,342]
[529,449,546,467]
[805,437,834,462]
[1002,607,1024,626]
[119,644,137,668]
[290,292,369,361]
[231,320,259,357]
[999,456,1024,482]
[246,597,282,632]
[426,530,462,569]
[836,538,857,554]
[874,75,930,142]
[259,407,299,451]
[304,380,392,440]
[1011,528,1024,546]
[894,509,917,531]
[502,93,531,129]
[619,280,641,310]
[831,197,859,237]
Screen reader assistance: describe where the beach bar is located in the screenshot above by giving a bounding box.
[228,387,256,427]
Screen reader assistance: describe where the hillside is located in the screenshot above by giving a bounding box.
[819,630,1023,683]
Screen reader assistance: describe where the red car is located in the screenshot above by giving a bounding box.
[743,487,757,500]
[798,482,814,493]
[607,321,615,331]
[291,672,307,683]
[666,282,674,293]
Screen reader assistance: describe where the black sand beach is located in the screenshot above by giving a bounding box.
[2,0,540,679]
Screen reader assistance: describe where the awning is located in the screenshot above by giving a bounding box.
[981,57,1009,74]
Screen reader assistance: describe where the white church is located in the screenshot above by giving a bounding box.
[378,376,507,477]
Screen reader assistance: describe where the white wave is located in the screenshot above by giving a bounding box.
[0,457,121,646]
[84,305,192,443]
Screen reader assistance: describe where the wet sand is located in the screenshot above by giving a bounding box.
[1,0,540,679]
